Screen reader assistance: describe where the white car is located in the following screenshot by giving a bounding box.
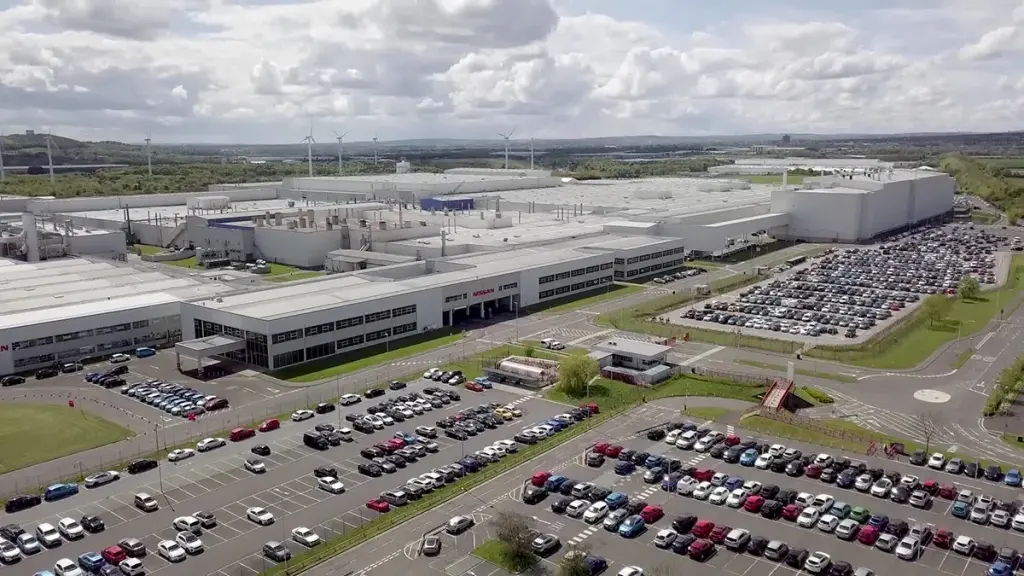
[895,537,921,560]
[676,476,699,495]
[244,458,266,473]
[953,535,975,555]
[16,532,40,554]
[495,439,519,453]
[292,527,321,547]
[340,393,361,405]
[83,470,120,488]
[817,514,839,533]
[755,454,774,469]
[0,538,21,562]
[665,429,682,445]
[375,412,395,426]
[566,500,589,518]
[927,452,946,469]
[797,507,821,528]
[175,531,203,554]
[795,492,814,507]
[168,448,195,462]
[694,436,715,452]
[709,487,730,505]
[811,494,835,513]
[36,523,61,547]
[900,475,919,490]
[909,490,932,508]
[246,507,275,525]
[993,509,1013,528]
[675,431,698,449]
[424,368,441,379]
[110,353,131,363]
[172,516,201,533]
[119,558,145,576]
[54,558,85,576]
[158,540,186,562]
[854,474,873,492]
[196,437,225,452]
[318,476,345,494]
[710,472,729,486]
[365,415,385,429]
[870,478,893,497]
[768,444,786,456]
[693,482,714,500]
[726,489,749,508]
[835,519,860,540]
[742,480,762,495]
[812,454,834,468]
[480,447,502,460]
[804,551,832,574]
[970,503,991,524]
[291,409,314,421]
[1012,513,1024,532]
[57,518,84,540]
[618,567,644,576]
[653,528,677,548]
[583,501,609,523]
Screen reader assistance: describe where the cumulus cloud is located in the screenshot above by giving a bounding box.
[0,0,1021,142]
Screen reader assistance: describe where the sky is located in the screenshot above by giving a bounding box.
[1,0,1023,144]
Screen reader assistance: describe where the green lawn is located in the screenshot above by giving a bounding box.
[265,271,325,283]
[0,405,135,473]
[164,256,198,268]
[682,406,731,421]
[532,284,645,315]
[133,244,165,256]
[272,331,466,383]
[745,174,806,185]
[808,255,1024,369]
[472,540,535,573]
[734,359,856,383]
[546,373,765,412]
[435,343,570,382]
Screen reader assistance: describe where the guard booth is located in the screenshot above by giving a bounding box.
[174,335,245,378]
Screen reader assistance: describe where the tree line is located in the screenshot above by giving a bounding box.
[941,154,1024,222]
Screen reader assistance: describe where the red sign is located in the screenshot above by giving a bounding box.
[0,344,8,352]
[188,413,196,422]
[473,288,494,298]
[68,400,75,408]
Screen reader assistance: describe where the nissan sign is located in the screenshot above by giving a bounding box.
[0,345,8,352]
[473,288,495,297]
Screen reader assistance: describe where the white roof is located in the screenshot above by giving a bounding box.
[0,292,180,331]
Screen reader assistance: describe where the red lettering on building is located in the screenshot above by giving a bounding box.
[0,344,8,352]
[473,288,495,297]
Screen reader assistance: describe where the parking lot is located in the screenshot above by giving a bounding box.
[663,225,1010,344]
[0,377,560,576]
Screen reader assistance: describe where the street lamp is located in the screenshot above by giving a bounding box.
[513,301,520,342]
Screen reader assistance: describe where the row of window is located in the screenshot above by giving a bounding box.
[14,317,177,351]
[500,282,519,291]
[12,329,182,371]
[272,322,419,369]
[193,320,269,369]
[624,258,687,278]
[538,275,613,300]
[445,293,466,303]
[539,262,611,285]
[624,246,686,266]
[270,305,418,344]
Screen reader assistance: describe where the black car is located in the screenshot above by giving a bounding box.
[551,497,573,514]
[760,485,780,499]
[723,446,743,463]
[986,466,1004,481]
[891,487,910,504]
[127,459,158,474]
[0,524,24,541]
[975,542,997,562]
[909,450,926,466]
[558,480,577,496]
[0,375,26,386]
[965,462,981,478]
[515,432,537,445]
[81,515,105,533]
[837,470,857,488]
[353,420,374,434]
[671,534,697,555]
[672,514,697,534]
[632,451,650,466]
[770,459,789,473]
[776,489,797,504]
[664,459,682,473]
[589,487,612,502]
[315,423,335,433]
[389,380,407,390]
[618,449,636,462]
[323,432,342,446]
[748,536,769,556]
[118,538,146,558]
[523,485,548,504]
[446,428,469,441]
[885,520,909,538]
[385,454,407,468]
[829,561,854,576]
[760,500,783,519]
[785,548,809,568]
[786,461,805,477]
[647,429,666,441]
[360,447,384,460]
[586,452,605,467]
[313,466,337,478]
[358,463,383,477]
[710,444,729,459]
[314,403,335,414]
[364,388,386,399]
[35,368,58,379]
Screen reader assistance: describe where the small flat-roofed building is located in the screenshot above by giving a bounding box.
[592,337,671,371]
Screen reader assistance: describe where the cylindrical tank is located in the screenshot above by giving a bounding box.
[299,217,307,228]
[274,213,282,226]
[497,360,549,380]
[331,214,340,225]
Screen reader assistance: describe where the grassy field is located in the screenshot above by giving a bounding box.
[133,244,165,256]
[265,271,325,283]
[472,540,530,573]
[682,406,731,421]
[272,331,466,383]
[435,343,573,382]
[734,359,856,383]
[744,174,806,185]
[546,373,765,412]
[0,405,135,473]
[534,284,645,315]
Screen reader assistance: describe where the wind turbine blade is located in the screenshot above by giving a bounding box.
[497,133,505,139]
[333,130,339,137]
[507,127,516,138]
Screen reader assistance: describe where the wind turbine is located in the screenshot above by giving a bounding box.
[333,130,347,175]
[302,124,315,177]
[44,131,58,183]
[144,132,153,177]
[530,138,534,171]
[372,133,379,165]
[498,127,515,169]
[0,130,6,184]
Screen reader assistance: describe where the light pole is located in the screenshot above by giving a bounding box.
[513,301,520,342]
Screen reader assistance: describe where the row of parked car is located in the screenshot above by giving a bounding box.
[119,380,229,418]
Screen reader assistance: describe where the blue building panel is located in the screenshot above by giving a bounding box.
[421,197,474,211]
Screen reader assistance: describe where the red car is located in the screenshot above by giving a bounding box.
[691,519,714,538]
[709,525,731,544]
[594,442,610,455]
[689,539,716,561]
[640,505,664,523]
[374,442,393,454]
[857,525,879,545]
[693,468,714,482]
[580,403,599,414]
[781,504,802,521]
[805,464,822,479]
[743,495,765,513]
[101,545,126,564]
[386,439,405,452]
[366,498,390,512]
[258,418,280,433]
[531,471,552,487]
[605,445,623,458]
[723,434,740,447]
[939,484,956,499]
[933,529,953,549]
[921,480,939,495]
[230,427,255,442]
[465,382,484,392]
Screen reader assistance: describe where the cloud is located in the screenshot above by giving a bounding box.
[0,0,1021,142]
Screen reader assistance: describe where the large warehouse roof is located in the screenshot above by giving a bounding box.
[0,292,183,331]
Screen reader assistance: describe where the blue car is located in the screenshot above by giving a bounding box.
[473,377,493,389]
[1006,469,1022,487]
[78,551,106,572]
[739,449,758,466]
[952,502,970,519]
[85,372,100,382]
[459,457,481,473]
[724,476,744,490]
[645,455,664,469]
[44,482,79,502]
[867,515,889,530]
[545,420,566,432]
[394,431,416,445]
[661,473,681,491]
[544,475,567,491]
[605,492,628,509]
[584,556,608,574]
[614,461,636,475]
[618,514,645,537]
[989,562,1013,576]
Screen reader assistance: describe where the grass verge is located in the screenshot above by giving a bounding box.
[954,348,976,369]
[734,359,856,383]
[682,407,731,421]
[472,540,532,573]
[532,284,645,315]
[546,373,766,413]
[1001,433,1024,451]
[272,331,466,383]
[0,404,135,474]
[132,244,165,256]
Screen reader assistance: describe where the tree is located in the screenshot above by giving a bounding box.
[556,355,600,399]
[492,511,538,572]
[958,276,981,300]
[921,294,952,327]
[916,411,939,454]
[556,544,591,576]
[523,343,536,358]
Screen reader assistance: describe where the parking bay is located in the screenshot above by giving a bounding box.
[8,385,564,576]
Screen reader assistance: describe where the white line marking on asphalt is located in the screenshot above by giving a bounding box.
[680,346,725,366]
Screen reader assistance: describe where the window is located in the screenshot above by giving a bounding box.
[336,316,363,330]
[555,271,571,281]
[365,328,391,342]
[539,289,555,299]
[638,266,651,275]
[650,251,663,259]
[273,349,305,369]
[337,335,365,349]
[12,336,54,351]
[14,353,55,368]
[55,329,93,343]
[538,275,555,284]
[391,304,416,317]
[132,320,150,329]
[365,310,392,324]
[222,325,244,338]
[586,265,599,274]
[570,267,586,277]
[444,293,467,303]
[95,323,131,335]
[599,275,613,284]
[627,269,639,278]
[272,329,302,345]
[626,257,639,265]
[392,322,416,335]
[555,285,570,295]
[614,270,624,278]
[613,258,624,265]
[571,282,585,292]
[500,282,518,291]
[585,278,601,287]
[639,254,652,262]
[305,341,336,361]
[612,353,633,365]
[305,322,335,337]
